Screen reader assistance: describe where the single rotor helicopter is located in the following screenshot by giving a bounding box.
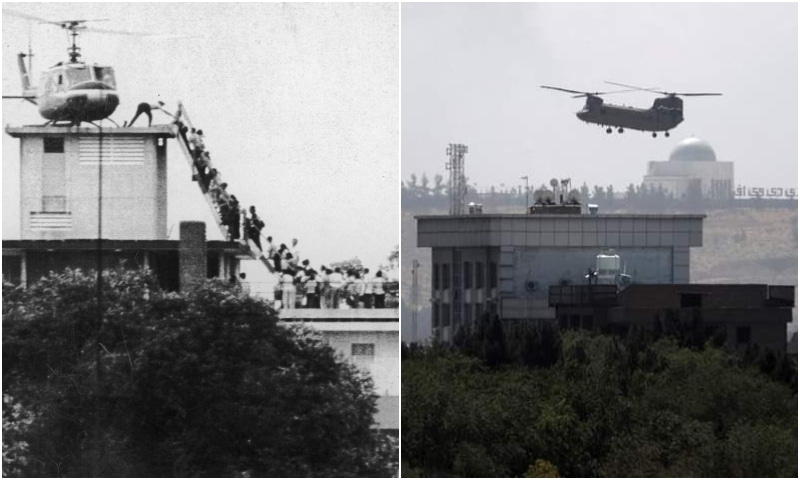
[2,9,170,126]
[541,81,722,138]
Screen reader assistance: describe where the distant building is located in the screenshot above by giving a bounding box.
[643,136,734,200]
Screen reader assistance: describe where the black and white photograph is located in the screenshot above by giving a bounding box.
[2,2,398,477]
[400,2,797,477]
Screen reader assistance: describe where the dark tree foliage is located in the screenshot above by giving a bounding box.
[3,268,395,477]
[403,329,797,478]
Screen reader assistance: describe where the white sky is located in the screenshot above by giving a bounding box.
[2,3,399,289]
[402,2,798,193]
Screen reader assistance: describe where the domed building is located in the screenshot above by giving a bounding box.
[643,137,734,200]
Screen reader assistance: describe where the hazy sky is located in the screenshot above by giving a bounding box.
[402,2,798,193]
[2,3,399,292]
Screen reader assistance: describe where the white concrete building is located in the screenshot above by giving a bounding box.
[643,136,734,200]
[279,309,399,432]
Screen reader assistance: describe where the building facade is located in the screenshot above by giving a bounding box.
[417,212,705,342]
[279,309,400,432]
[2,125,247,290]
[549,283,795,351]
[643,136,734,200]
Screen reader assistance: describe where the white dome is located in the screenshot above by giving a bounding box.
[668,137,717,162]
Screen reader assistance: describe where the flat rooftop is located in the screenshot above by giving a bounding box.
[2,239,248,256]
[417,213,705,248]
[278,308,399,322]
[6,124,176,138]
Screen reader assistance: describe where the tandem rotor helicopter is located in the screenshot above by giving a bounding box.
[541,81,722,138]
[2,9,178,126]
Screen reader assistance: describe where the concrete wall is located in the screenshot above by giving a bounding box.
[417,214,705,249]
[15,127,172,241]
[323,329,399,397]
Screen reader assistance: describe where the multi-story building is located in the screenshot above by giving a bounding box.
[417,209,704,342]
[417,202,793,349]
[2,125,247,289]
[3,122,399,430]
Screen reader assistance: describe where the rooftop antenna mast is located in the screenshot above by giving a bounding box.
[446,143,468,215]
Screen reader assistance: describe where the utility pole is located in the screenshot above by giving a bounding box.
[521,175,529,211]
[411,259,419,343]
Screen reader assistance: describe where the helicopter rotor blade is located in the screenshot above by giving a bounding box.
[606,81,722,97]
[2,8,52,24]
[540,85,587,96]
[570,87,660,98]
[671,92,723,97]
[604,81,666,95]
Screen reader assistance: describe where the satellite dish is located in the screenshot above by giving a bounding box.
[567,189,581,204]
[534,188,554,205]
[549,178,559,188]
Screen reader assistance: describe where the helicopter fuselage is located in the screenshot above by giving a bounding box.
[576,95,684,133]
[37,62,119,122]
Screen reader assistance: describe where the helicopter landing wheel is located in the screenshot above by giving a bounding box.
[606,127,612,134]
[617,127,624,133]
[665,131,670,137]
[652,132,657,138]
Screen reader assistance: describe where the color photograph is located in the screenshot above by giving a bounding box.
[401,3,797,477]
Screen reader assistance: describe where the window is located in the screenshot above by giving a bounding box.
[432,302,440,328]
[474,303,483,322]
[351,343,375,356]
[65,68,91,87]
[464,262,472,289]
[93,66,116,88]
[489,262,497,289]
[441,303,451,327]
[433,264,440,290]
[736,326,751,344]
[476,262,484,289]
[464,303,472,326]
[42,139,66,212]
[442,264,450,289]
[44,137,64,153]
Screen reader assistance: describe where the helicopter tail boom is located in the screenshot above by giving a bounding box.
[17,53,36,94]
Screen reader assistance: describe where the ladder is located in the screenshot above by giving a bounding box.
[173,102,275,274]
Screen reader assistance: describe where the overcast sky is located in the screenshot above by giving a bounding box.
[402,2,798,193]
[2,3,399,291]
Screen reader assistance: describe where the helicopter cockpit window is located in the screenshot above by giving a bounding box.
[64,68,92,87]
[93,67,116,88]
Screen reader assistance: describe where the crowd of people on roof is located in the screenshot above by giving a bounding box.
[274,262,389,310]
[169,105,392,310]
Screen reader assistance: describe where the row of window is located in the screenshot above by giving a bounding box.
[432,302,485,328]
[433,261,497,291]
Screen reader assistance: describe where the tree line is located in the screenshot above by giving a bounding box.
[401,315,797,477]
[402,173,798,213]
[3,268,397,477]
